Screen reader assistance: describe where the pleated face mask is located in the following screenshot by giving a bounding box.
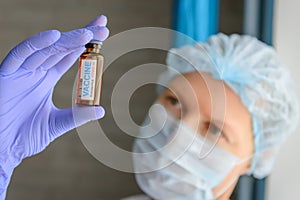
[132,104,242,200]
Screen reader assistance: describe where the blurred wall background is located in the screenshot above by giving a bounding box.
[268,0,300,199]
[0,0,243,199]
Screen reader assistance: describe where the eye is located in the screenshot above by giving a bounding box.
[208,123,222,136]
[166,95,181,109]
[207,123,231,143]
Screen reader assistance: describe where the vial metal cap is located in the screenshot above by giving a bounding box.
[85,40,102,49]
[90,40,103,45]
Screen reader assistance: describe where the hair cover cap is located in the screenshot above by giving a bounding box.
[157,33,300,178]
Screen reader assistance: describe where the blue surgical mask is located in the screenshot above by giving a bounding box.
[132,104,240,200]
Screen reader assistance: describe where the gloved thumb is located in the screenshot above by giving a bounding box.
[49,106,105,141]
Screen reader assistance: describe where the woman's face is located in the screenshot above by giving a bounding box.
[156,71,254,199]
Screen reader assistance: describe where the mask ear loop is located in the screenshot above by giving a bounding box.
[213,175,239,200]
[236,154,254,166]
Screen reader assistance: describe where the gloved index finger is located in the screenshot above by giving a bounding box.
[21,28,93,71]
[86,15,108,27]
[0,30,60,75]
[86,26,109,42]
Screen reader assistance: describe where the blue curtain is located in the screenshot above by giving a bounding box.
[172,0,219,47]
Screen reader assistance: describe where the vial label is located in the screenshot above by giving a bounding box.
[80,59,97,101]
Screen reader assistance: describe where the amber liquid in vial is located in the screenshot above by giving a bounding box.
[76,40,104,106]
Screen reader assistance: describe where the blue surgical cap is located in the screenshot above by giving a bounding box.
[157,33,300,178]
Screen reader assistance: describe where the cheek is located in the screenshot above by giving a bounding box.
[226,127,254,162]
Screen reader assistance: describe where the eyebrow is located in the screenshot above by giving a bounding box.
[164,87,176,96]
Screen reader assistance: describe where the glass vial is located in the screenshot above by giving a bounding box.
[76,40,104,106]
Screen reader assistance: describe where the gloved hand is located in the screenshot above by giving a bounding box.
[0,15,109,199]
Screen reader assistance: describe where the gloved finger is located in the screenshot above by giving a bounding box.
[0,30,60,75]
[22,28,93,71]
[49,106,105,140]
[47,47,85,82]
[40,45,84,71]
[23,26,108,71]
[85,26,109,42]
[40,51,71,71]
[86,15,108,27]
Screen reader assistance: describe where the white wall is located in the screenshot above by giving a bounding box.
[267,0,300,199]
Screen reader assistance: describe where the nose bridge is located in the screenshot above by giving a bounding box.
[181,112,202,133]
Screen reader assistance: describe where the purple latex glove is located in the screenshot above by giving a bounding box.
[0,15,109,199]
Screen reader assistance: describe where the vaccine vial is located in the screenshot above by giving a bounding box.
[76,40,104,106]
